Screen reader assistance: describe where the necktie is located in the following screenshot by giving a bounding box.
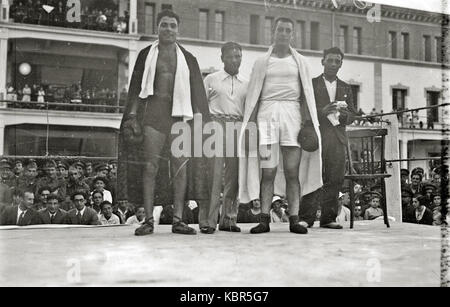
[50,214,55,224]
[77,212,82,224]
[17,212,25,226]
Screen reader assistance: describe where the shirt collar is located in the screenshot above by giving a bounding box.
[221,70,243,82]
[322,74,337,84]
[77,206,86,216]
[18,206,27,215]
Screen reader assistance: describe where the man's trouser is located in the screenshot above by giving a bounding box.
[198,115,241,228]
[299,128,346,226]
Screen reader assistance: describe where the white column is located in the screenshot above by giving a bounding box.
[0,35,8,108]
[385,115,402,223]
[401,139,409,170]
[0,123,5,156]
[129,0,138,35]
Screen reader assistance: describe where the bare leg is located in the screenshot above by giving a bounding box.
[135,126,166,236]
[281,146,301,217]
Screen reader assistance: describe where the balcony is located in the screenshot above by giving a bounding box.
[7,0,130,34]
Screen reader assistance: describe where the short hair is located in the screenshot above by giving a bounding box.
[92,190,104,198]
[273,17,294,32]
[323,47,345,60]
[38,186,51,195]
[46,194,59,202]
[157,10,180,26]
[100,201,113,211]
[25,162,38,170]
[71,190,87,201]
[93,176,108,185]
[221,42,242,56]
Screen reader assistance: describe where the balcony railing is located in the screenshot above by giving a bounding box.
[1,99,125,113]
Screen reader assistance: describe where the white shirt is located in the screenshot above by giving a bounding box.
[126,215,145,225]
[91,190,113,203]
[204,70,248,117]
[99,213,120,225]
[323,76,337,102]
[336,206,351,224]
[17,207,27,224]
[261,55,301,102]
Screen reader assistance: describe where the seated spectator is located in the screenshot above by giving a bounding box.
[0,190,39,226]
[99,201,120,226]
[421,183,436,208]
[354,205,364,221]
[336,192,351,224]
[430,194,441,211]
[400,169,410,185]
[66,190,100,225]
[126,207,146,225]
[401,187,415,223]
[35,160,66,201]
[91,176,113,203]
[114,199,133,224]
[0,180,13,210]
[56,161,69,180]
[247,199,262,223]
[410,173,424,195]
[35,186,51,211]
[270,196,288,223]
[91,190,103,214]
[364,193,384,220]
[38,194,67,224]
[15,160,39,193]
[410,195,433,225]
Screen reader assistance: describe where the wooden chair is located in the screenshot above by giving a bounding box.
[345,128,391,228]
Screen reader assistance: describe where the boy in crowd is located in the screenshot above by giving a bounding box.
[92,177,113,203]
[99,201,120,225]
[364,192,384,220]
[126,207,146,225]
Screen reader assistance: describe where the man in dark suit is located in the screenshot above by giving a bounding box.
[299,47,357,229]
[0,189,39,226]
[65,190,100,225]
[38,194,67,224]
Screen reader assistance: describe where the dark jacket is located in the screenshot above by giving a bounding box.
[38,208,67,224]
[65,207,100,225]
[0,205,39,226]
[407,207,434,225]
[312,75,357,145]
[117,43,212,206]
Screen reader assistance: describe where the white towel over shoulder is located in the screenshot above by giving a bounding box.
[139,40,193,122]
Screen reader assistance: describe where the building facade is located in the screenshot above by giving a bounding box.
[0,0,447,176]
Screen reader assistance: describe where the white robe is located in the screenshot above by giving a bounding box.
[238,46,323,204]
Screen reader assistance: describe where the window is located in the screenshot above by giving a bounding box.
[310,22,320,50]
[264,17,274,45]
[250,15,260,44]
[144,2,155,35]
[339,26,348,53]
[296,20,305,49]
[350,85,360,110]
[392,89,407,111]
[401,33,410,59]
[199,9,209,40]
[436,37,443,63]
[424,35,432,62]
[389,31,397,58]
[215,11,225,41]
[352,27,361,54]
[161,4,172,11]
[427,91,440,122]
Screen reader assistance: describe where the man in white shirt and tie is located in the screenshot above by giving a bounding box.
[201,42,248,234]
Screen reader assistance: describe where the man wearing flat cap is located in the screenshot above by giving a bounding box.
[0,159,16,188]
[35,160,66,200]
[15,160,39,194]
[400,169,409,185]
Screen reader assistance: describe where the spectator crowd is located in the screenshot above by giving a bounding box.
[6,83,127,112]
[9,0,129,33]
[0,156,447,227]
